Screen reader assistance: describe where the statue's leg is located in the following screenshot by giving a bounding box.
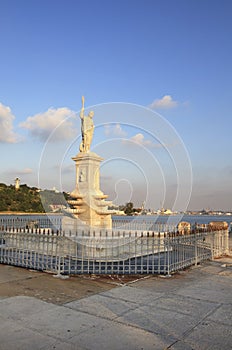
[84,133,89,152]
[80,138,86,152]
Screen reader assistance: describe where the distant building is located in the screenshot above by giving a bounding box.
[157,208,173,215]
[52,187,59,193]
[163,209,173,215]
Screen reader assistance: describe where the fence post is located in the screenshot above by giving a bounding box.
[224,229,229,255]
[194,233,198,266]
[167,234,170,275]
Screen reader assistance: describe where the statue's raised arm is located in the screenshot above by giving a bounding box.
[79,96,94,153]
[81,96,84,113]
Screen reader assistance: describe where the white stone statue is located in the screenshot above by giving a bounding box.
[79,96,94,153]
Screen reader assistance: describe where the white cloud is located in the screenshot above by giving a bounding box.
[123,133,175,149]
[19,168,33,174]
[0,102,20,143]
[128,133,154,147]
[5,168,33,176]
[149,95,178,109]
[20,107,76,141]
[104,123,127,137]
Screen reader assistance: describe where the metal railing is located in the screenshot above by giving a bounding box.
[0,227,229,275]
[0,214,62,230]
[112,219,178,232]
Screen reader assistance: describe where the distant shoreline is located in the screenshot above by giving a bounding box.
[0,212,231,217]
[0,212,61,216]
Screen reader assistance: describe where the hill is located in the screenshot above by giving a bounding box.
[0,183,69,213]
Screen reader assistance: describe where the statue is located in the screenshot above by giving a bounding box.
[79,96,94,152]
[79,168,86,182]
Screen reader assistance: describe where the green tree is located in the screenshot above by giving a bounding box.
[124,202,134,215]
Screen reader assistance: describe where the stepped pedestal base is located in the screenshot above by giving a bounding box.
[64,152,114,230]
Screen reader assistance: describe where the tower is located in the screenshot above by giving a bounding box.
[15,177,20,191]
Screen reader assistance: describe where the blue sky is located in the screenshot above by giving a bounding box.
[0,0,231,211]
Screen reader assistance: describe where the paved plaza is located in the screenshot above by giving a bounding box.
[0,253,232,350]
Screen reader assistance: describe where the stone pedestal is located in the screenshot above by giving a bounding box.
[64,152,114,229]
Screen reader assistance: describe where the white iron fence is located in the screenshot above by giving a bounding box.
[0,227,229,275]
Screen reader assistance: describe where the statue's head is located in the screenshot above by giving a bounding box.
[88,111,94,118]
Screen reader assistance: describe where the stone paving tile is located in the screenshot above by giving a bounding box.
[175,275,232,303]
[167,340,195,350]
[147,293,219,316]
[0,297,96,341]
[65,293,137,320]
[207,304,232,326]
[116,304,190,340]
[0,318,83,350]
[100,285,163,305]
[199,264,226,274]
[17,307,100,341]
[126,272,201,294]
[70,317,169,350]
[183,320,232,350]
[0,296,55,320]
